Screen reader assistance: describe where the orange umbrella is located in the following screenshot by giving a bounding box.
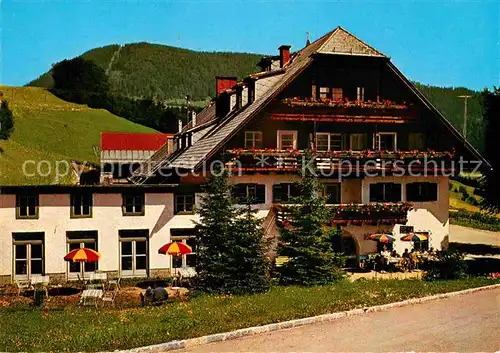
[158,242,192,256]
[64,248,101,282]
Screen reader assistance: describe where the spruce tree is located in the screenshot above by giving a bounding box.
[229,203,270,294]
[195,168,269,294]
[277,150,345,285]
[0,100,14,140]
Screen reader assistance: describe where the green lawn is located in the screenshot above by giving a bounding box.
[0,278,497,352]
[0,86,157,185]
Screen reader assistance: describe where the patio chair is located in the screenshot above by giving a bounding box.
[100,288,118,308]
[108,277,121,291]
[15,280,33,296]
[31,275,50,297]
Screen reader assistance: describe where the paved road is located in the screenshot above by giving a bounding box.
[176,288,500,352]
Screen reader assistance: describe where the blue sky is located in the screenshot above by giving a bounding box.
[2,0,498,90]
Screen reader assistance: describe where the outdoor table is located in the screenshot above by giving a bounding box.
[80,289,103,307]
[89,273,108,289]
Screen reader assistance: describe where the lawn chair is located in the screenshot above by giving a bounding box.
[15,280,33,296]
[108,277,121,291]
[100,288,118,308]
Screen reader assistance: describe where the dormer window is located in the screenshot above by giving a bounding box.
[245,131,262,149]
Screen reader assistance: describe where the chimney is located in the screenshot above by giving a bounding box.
[216,76,237,96]
[279,45,291,68]
[191,111,197,127]
[178,119,183,133]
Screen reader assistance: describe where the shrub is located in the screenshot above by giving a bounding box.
[424,250,468,280]
[465,196,479,206]
[450,209,500,232]
[0,100,14,140]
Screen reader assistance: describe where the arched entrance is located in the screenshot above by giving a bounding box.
[340,230,360,268]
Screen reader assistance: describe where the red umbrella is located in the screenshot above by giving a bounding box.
[158,242,192,256]
[64,248,101,281]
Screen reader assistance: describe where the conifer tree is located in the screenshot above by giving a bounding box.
[195,168,269,294]
[277,150,345,285]
[229,203,270,293]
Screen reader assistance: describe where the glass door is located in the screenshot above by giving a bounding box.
[119,230,148,277]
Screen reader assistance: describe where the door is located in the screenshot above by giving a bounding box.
[13,233,44,281]
[119,230,149,277]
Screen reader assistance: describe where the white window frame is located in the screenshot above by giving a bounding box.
[244,131,263,149]
[13,234,44,281]
[316,133,343,151]
[374,132,398,150]
[357,86,365,101]
[350,133,366,151]
[170,236,197,269]
[66,233,98,280]
[277,130,298,150]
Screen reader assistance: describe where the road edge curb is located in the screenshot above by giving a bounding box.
[121,283,500,352]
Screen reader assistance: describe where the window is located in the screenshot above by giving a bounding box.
[409,133,425,150]
[70,193,93,218]
[324,183,341,204]
[374,133,397,150]
[272,183,299,203]
[244,131,263,149]
[369,183,402,202]
[316,133,343,151]
[277,130,297,150]
[319,86,330,99]
[13,232,44,280]
[406,182,438,202]
[233,183,266,204]
[332,87,343,100]
[350,133,367,150]
[119,230,148,277]
[67,231,98,278]
[171,231,197,269]
[175,193,195,214]
[357,86,365,101]
[16,194,39,219]
[122,193,145,216]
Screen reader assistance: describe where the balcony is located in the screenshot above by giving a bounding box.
[274,202,413,226]
[272,98,417,123]
[225,149,455,173]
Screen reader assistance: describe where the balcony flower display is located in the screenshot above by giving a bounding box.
[274,202,413,226]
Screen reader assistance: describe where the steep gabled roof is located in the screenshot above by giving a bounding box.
[134,26,488,179]
[166,28,337,170]
[317,26,386,57]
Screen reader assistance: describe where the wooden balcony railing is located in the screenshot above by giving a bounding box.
[274,202,413,226]
[225,149,454,173]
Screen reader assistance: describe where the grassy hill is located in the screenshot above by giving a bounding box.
[29,43,262,102]
[0,86,156,186]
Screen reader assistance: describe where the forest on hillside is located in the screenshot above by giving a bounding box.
[29,43,261,101]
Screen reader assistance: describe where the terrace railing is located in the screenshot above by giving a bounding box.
[274,202,413,226]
